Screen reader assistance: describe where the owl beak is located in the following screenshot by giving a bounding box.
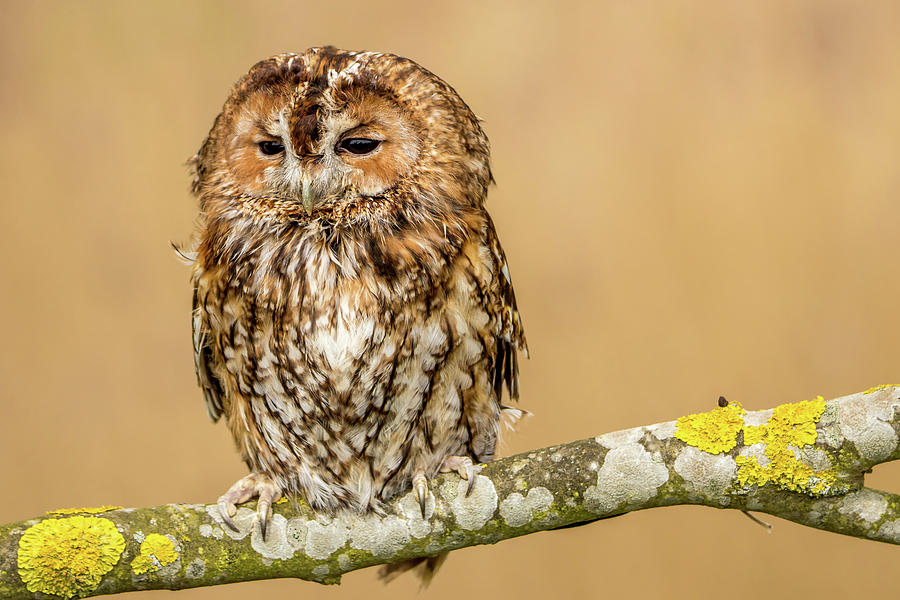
[300,171,317,215]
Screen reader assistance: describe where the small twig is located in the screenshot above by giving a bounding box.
[742,510,774,531]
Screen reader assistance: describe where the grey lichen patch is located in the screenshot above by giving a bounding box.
[838,393,900,463]
[585,443,669,514]
[185,558,206,580]
[647,420,676,440]
[743,408,774,428]
[876,519,900,542]
[838,489,888,524]
[337,553,351,570]
[251,514,295,560]
[738,443,770,467]
[817,402,844,447]
[286,518,308,551]
[499,494,528,527]
[856,422,896,463]
[313,565,330,577]
[596,428,644,449]
[397,490,433,538]
[349,514,411,558]
[499,487,554,527]
[799,447,832,471]
[440,479,459,502]
[449,475,498,530]
[673,446,736,499]
[304,516,350,560]
[198,524,224,540]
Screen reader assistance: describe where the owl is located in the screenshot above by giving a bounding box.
[187,47,526,578]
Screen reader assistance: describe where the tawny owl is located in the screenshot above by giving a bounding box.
[187,47,526,575]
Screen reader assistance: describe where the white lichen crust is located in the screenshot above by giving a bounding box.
[585,443,669,514]
[674,446,736,501]
[837,392,900,464]
[349,515,410,558]
[499,487,554,527]
[304,517,350,560]
[448,475,498,530]
[838,489,888,524]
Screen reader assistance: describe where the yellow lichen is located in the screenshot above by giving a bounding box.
[736,396,837,495]
[677,396,838,495]
[674,402,746,454]
[131,533,178,575]
[17,516,125,599]
[47,506,123,516]
[864,384,900,394]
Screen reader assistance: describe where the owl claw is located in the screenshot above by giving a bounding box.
[215,473,282,539]
[440,456,482,497]
[217,499,240,533]
[255,484,278,541]
[259,511,268,540]
[412,472,428,518]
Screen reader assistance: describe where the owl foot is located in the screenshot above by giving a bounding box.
[440,455,482,497]
[217,473,282,540]
[411,457,482,518]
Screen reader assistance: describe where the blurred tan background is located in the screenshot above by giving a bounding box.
[1,0,899,597]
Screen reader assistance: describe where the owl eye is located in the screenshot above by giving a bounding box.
[258,140,285,156]
[337,138,382,155]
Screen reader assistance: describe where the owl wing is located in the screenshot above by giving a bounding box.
[192,286,225,422]
[483,214,528,403]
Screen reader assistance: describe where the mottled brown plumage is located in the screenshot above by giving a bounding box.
[186,47,526,578]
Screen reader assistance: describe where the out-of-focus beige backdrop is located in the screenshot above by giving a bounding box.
[1,1,898,598]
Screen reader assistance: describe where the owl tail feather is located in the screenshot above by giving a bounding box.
[377,552,449,588]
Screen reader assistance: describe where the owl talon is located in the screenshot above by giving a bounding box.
[217,500,240,533]
[258,512,268,540]
[439,456,482,497]
[255,484,277,541]
[215,473,282,536]
[412,472,428,518]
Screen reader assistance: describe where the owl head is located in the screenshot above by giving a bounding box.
[191,47,491,228]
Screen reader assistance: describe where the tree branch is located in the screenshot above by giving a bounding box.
[2,386,899,598]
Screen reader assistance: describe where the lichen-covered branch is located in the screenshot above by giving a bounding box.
[2,386,900,598]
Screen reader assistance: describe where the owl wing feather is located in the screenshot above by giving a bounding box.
[192,285,225,422]
[483,214,527,403]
